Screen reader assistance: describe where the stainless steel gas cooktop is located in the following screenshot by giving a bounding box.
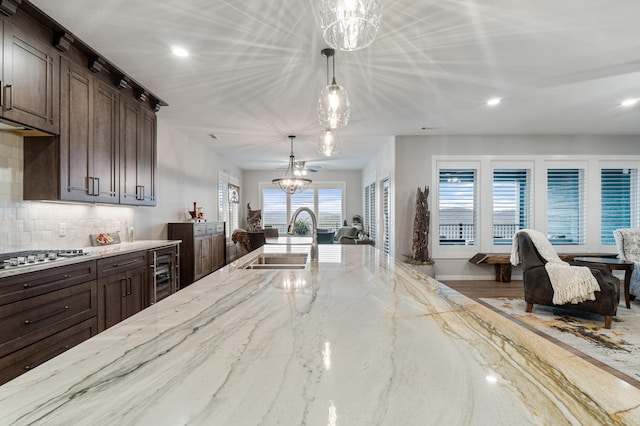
[0,249,90,269]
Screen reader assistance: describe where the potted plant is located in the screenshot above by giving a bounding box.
[294,218,311,236]
[404,186,435,277]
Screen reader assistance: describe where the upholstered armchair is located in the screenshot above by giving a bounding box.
[516,232,620,328]
[613,228,640,297]
[334,226,358,244]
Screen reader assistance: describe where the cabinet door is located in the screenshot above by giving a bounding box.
[124,266,148,319]
[2,21,59,133]
[120,97,157,206]
[211,233,226,272]
[194,236,212,280]
[59,58,94,202]
[138,107,156,205]
[97,274,126,332]
[92,80,119,203]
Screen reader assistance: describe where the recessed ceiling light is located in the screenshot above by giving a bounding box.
[486,97,502,106]
[620,98,638,107]
[171,46,189,58]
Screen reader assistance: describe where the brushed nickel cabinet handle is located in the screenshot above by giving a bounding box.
[23,274,70,289]
[24,305,70,325]
[24,345,70,371]
[113,259,140,268]
[5,84,12,110]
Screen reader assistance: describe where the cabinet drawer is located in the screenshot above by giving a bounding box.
[97,251,148,278]
[0,317,97,385]
[194,224,207,237]
[0,260,97,306]
[207,223,225,234]
[0,280,97,358]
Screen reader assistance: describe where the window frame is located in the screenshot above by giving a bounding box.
[434,160,480,257]
[490,161,534,247]
[599,160,640,245]
[259,181,346,233]
[218,171,240,239]
[432,155,640,258]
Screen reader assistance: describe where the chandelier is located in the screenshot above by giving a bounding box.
[318,129,339,157]
[272,136,312,194]
[318,48,350,129]
[319,0,383,51]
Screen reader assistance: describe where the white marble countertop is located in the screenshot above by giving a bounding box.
[0,240,181,278]
[0,244,638,425]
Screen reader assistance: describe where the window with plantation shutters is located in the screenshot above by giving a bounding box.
[433,155,639,256]
[291,189,314,214]
[218,172,240,238]
[438,168,477,246]
[382,178,390,254]
[261,183,344,233]
[318,188,342,230]
[364,182,376,242]
[228,184,240,235]
[218,181,225,223]
[547,168,585,245]
[601,168,639,244]
[492,168,531,245]
[263,189,287,229]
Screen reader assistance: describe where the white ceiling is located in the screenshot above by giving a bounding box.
[31,0,640,171]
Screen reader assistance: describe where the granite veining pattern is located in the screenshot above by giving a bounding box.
[0,245,639,425]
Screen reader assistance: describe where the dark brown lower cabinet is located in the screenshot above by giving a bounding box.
[0,263,98,385]
[0,244,178,385]
[97,251,149,332]
[168,222,226,287]
[0,318,97,385]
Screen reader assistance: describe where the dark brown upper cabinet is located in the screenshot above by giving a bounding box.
[2,19,59,134]
[19,2,160,206]
[24,58,121,204]
[58,58,119,204]
[120,95,157,206]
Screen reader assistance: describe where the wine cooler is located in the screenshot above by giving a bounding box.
[149,245,180,304]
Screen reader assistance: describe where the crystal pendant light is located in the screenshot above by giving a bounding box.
[319,0,383,51]
[318,129,339,157]
[318,48,350,129]
[272,136,312,194]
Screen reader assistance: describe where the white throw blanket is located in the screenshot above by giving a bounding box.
[511,229,600,305]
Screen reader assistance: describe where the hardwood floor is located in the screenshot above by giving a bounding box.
[440,279,640,389]
[440,279,524,299]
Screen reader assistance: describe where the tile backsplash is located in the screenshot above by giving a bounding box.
[0,132,135,253]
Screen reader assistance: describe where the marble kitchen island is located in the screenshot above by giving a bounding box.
[0,244,638,425]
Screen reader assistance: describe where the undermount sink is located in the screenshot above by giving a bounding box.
[242,253,308,270]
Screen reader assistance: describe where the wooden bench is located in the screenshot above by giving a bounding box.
[469,252,619,283]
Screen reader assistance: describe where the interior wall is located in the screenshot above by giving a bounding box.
[242,169,363,230]
[394,135,640,280]
[134,118,242,240]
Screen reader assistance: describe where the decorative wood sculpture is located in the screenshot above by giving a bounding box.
[411,186,431,263]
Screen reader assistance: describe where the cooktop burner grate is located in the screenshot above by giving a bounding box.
[0,249,90,268]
